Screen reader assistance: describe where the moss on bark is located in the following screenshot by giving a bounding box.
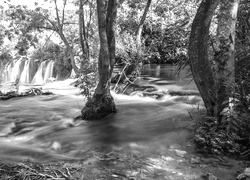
[80,93,117,120]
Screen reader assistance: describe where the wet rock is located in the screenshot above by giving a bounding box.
[51,141,61,151]
[237,168,250,180]
[174,149,187,157]
[169,144,182,149]
[201,173,218,180]
[190,157,201,164]
[0,122,16,136]
[0,88,53,101]
[201,158,213,164]
[130,91,144,97]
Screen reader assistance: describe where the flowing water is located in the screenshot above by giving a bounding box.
[1,57,56,85]
[0,64,202,163]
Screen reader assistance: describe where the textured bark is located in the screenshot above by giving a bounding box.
[189,0,219,116]
[79,0,86,59]
[106,0,118,76]
[79,0,89,62]
[135,0,152,50]
[80,0,117,120]
[214,0,239,119]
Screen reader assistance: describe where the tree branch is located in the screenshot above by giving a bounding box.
[53,0,61,31]
[61,0,67,25]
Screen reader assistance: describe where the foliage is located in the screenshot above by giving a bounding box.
[193,0,250,158]
[116,31,146,64]
[194,79,250,157]
[31,41,72,79]
[143,0,197,64]
[30,41,61,61]
[54,49,72,79]
[74,62,98,98]
[0,48,12,65]
[0,25,12,65]
[116,0,198,64]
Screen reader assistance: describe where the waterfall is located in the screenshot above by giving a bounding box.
[20,59,31,84]
[2,63,13,83]
[31,60,49,84]
[43,61,55,83]
[10,58,23,83]
[1,58,57,85]
[70,69,76,78]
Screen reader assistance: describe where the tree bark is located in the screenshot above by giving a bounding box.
[106,0,118,77]
[79,0,86,59]
[135,0,152,52]
[214,0,239,120]
[59,31,79,76]
[80,0,117,120]
[53,0,80,76]
[79,0,90,63]
[189,0,219,116]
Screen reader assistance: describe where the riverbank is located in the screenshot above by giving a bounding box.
[0,133,248,180]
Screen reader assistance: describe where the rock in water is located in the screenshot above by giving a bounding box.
[237,168,250,180]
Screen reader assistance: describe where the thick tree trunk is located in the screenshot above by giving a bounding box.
[80,0,117,120]
[214,0,239,120]
[106,0,118,77]
[189,0,219,116]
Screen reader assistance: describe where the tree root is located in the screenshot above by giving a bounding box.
[79,93,117,120]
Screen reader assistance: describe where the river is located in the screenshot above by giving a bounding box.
[0,64,202,162]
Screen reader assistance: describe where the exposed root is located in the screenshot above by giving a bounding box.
[79,93,117,120]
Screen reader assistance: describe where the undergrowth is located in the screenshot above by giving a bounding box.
[194,83,250,158]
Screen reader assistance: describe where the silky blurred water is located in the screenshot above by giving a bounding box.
[0,65,201,162]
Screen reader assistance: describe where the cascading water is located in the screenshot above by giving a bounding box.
[43,61,55,83]
[0,65,201,162]
[31,60,49,84]
[1,58,56,85]
[20,58,31,84]
[29,60,55,85]
[10,58,23,83]
[2,62,12,83]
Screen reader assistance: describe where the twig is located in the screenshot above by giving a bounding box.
[55,169,69,179]
[114,64,128,91]
[66,168,72,178]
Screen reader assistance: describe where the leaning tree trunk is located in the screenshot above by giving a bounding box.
[135,0,152,51]
[214,0,239,121]
[59,31,80,76]
[79,0,86,60]
[189,0,219,116]
[80,0,117,120]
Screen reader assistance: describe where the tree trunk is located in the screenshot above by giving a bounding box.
[214,0,239,120]
[189,0,219,116]
[106,0,118,77]
[79,0,90,63]
[80,0,117,120]
[79,0,86,59]
[59,31,79,76]
[135,0,152,52]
